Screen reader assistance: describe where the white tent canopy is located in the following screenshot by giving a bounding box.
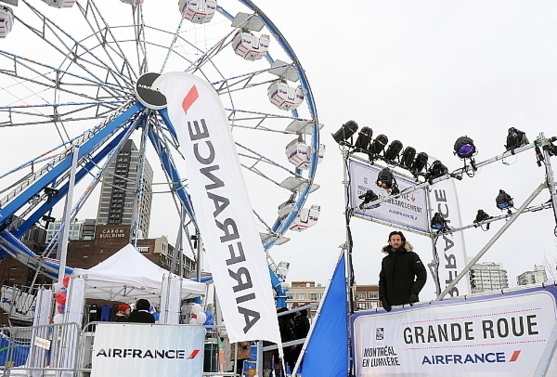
[72,244,205,306]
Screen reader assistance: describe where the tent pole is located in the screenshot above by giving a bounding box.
[56,145,80,284]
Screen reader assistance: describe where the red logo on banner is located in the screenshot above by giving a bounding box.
[509,350,521,362]
[188,349,201,359]
[182,86,199,114]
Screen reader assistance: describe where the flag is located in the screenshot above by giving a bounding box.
[153,72,280,344]
[293,252,349,377]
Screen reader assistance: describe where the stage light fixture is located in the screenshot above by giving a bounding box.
[473,209,492,230]
[431,212,448,231]
[411,152,428,175]
[42,215,56,224]
[496,189,513,210]
[0,217,12,232]
[44,187,60,203]
[332,120,358,145]
[545,136,557,156]
[384,140,403,162]
[368,134,388,155]
[425,160,448,182]
[505,127,529,153]
[354,126,373,151]
[400,146,416,169]
[358,189,380,209]
[454,136,477,159]
[376,167,400,194]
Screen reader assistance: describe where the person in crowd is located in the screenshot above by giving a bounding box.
[379,230,427,312]
[127,298,155,323]
[291,308,310,365]
[229,341,251,376]
[112,304,131,322]
[275,307,295,376]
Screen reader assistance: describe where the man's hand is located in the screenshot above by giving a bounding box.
[409,293,419,305]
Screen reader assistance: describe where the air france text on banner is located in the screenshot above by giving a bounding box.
[352,288,557,377]
[348,158,429,233]
[91,324,205,377]
[153,72,280,344]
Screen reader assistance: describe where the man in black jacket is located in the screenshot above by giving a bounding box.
[127,299,155,323]
[379,231,427,312]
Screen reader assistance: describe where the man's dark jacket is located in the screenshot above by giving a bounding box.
[127,310,155,323]
[379,241,427,305]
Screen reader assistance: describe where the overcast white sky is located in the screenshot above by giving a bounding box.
[259,1,557,300]
[2,1,557,302]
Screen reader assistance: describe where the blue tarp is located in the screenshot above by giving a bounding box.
[301,253,349,377]
[0,333,30,367]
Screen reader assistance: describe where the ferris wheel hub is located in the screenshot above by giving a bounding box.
[135,72,167,110]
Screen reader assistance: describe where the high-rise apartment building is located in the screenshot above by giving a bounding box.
[469,262,509,294]
[96,139,153,239]
[517,265,548,286]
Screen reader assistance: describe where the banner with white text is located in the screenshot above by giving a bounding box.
[352,286,557,376]
[429,179,470,297]
[348,158,430,233]
[91,324,204,377]
[153,72,280,345]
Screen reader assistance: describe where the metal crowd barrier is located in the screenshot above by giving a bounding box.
[0,322,84,376]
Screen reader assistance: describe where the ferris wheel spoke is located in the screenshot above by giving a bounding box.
[131,4,148,74]
[75,1,140,81]
[0,51,131,100]
[0,104,125,129]
[159,19,187,74]
[236,143,304,179]
[19,0,134,91]
[184,27,236,74]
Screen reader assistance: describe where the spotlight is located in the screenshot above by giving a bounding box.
[0,217,12,232]
[473,209,492,230]
[354,126,373,151]
[44,187,59,196]
[496,189,513,210]
[368,134,388,156]
[411,152,428,176]
[454,135,478,174]
[42,215,56,224]
[384,140,403,162]
[358,189,380,209]
[505,127,529,153]
[544,136,557,156]
[454,136,476,159]
[400,146,416,169]
[425,160,448,182]
[431,212,448,231]
[44,187,60,203]
[376,167,400,195]
[332,120,358,145]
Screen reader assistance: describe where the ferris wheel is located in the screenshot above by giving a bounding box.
[0,0,322,294]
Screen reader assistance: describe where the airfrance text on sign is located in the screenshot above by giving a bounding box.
[188,117,260,332]
[153,72,280,345]
[353,288,557,376]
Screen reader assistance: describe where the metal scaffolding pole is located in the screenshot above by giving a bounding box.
[436,182,546,301]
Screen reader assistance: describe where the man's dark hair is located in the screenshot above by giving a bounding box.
[388,230,406,242]
[136,299,151,311]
